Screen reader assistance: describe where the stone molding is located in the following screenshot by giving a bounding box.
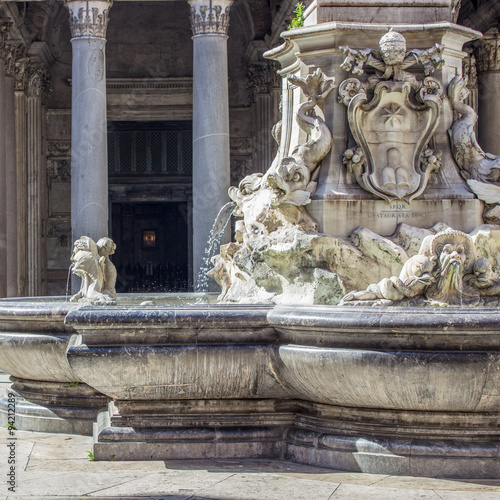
[64,0,113,39]
[474,32,500,73]
[27,64,52,104]
[188,0,233,36]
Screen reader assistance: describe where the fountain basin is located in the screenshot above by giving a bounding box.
[269,306,500,411]
[1,298,499,478]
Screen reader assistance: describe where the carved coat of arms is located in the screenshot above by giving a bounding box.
[338,30,445,203]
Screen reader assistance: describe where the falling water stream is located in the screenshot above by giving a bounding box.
[195,202,236,294]
[65,265,73,302]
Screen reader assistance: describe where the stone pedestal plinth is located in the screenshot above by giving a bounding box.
[265,22,482,238]
[304,0,456,26]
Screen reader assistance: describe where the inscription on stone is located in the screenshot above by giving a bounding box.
[367,203,426,220]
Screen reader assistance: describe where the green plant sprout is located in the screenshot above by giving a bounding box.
[87,449,95,461]
[288,2,305,30]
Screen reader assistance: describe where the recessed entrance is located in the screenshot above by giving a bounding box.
[111,202,189,293]
[108,120,193,292]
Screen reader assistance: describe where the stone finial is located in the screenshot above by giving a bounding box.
[64,0,113,39]
[188,0,234,36]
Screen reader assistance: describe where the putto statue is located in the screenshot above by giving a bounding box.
[342,228,500,307]
[70,236,117,305]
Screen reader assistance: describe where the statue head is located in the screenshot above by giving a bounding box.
[379,30,406,66]
[430,230,476,284]
[97,237,116,257]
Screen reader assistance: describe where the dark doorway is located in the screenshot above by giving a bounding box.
[111,202,189,293]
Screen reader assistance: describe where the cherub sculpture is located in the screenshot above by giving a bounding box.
[70,236,117,305]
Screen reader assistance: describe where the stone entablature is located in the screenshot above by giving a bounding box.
[64,0,113,39]
[188,0,233,36]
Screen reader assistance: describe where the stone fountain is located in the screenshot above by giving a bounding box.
[2,8,500,479]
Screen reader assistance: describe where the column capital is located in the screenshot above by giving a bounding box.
[64,0,113,39]
[188,0,233,36]
[3,41,30,90]
[26,64,52,104]
[474,32,500,73]
[247,61,281,102]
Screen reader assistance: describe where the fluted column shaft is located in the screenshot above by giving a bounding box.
[0,56,6,298]
[65,0,113,245]
[5,73,16,296]
[189,0,233,290]
[475,32,500,156]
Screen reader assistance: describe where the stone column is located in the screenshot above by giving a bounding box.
[26,65,51,296]
[475,31,500,156]
[188,0,233,290]
[65,0,113,245]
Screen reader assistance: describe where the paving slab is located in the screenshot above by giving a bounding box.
[1,418,500,499]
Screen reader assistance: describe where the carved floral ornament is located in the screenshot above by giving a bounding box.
[64,0,113,39]
[188,0,233,36]
[338,30,445,203]
[0,18,12,55]
[27,65,52,104]
[473,32,500,73]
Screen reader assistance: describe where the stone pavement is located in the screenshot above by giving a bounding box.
[1,374,500,499]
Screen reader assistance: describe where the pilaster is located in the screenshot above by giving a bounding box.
[4,42,18,297]
[248,61,281,174]
[474,31,500,155]
[188,0,233,290]
[26,64,51,296]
